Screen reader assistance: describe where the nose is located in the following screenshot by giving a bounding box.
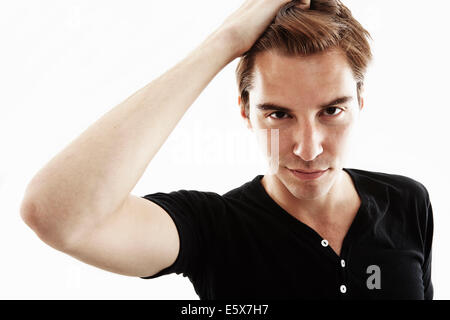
[292,121,324,162]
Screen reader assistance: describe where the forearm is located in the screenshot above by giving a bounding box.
[21,30,236,242]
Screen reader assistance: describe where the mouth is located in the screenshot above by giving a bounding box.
[288,168,329,180]
[290,169,328,174]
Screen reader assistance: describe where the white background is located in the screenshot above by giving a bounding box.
[1,0,449,299]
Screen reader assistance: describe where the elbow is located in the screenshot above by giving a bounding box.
[20,198,74,251]
[20,198,42,232]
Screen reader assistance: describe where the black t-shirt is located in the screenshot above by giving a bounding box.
[140,168,434,300]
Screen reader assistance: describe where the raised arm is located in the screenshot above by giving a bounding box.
[20,0,309,277]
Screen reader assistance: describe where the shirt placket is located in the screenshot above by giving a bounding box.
[319,237,351,299]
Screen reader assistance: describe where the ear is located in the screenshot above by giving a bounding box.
[359,96,365,111]
[238,96,253,130]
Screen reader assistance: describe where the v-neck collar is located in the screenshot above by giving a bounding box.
[252,168,370,262]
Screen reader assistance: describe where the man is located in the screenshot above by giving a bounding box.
[20,0,433,299]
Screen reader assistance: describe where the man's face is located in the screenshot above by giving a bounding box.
[241,49,363,201]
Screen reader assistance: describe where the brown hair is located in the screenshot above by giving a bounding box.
[235,0,373,118]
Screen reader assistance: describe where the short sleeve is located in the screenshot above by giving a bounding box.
[138,189,225,280]
[421,187,434,300]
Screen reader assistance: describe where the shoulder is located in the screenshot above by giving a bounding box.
[141,175,262,216]
[141,189,227,227]
[222,177,258,199]
[347,168,430,201]
[349,168,433,240]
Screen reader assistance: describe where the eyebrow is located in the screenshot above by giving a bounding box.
[256,96,354,113]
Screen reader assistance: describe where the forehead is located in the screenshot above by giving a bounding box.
[251,49,356,105]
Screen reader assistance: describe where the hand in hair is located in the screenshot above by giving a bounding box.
[215,0,310,58]
[296,0,311,9]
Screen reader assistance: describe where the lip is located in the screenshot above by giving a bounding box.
[291,169,327,174]
[289,168,328,181]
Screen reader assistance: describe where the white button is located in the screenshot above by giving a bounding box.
[321,239,329,247]
[340,285,347,294]
[341,259,346,268]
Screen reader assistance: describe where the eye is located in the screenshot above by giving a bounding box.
[322,107,344,117]
[267,107,345,120]
[268,111,291,120]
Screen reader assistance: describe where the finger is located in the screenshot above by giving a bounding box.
[296,0,311,9]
